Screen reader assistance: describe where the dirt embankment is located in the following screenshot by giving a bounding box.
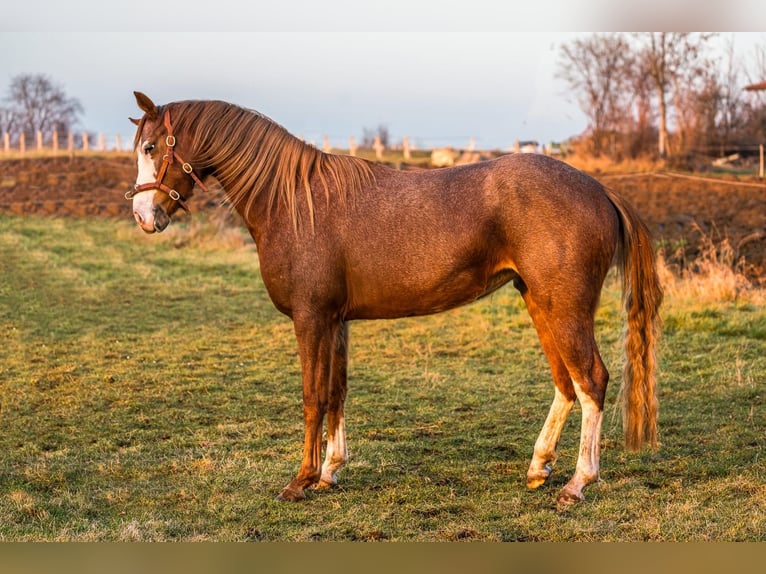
[1,156,765,280]
[604,173,766,282]
[0,156,136,219]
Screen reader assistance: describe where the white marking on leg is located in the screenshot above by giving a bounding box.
[132,142,158,228]
[320,415,347,486]
[527,387,575,488]
[560,381,603,503]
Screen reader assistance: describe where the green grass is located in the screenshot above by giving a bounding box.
[0,213,764,541]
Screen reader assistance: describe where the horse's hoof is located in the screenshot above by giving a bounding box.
[275,486,306,502]
[526,466,552,489]
[526,473,550,490]
[557,487,585,505]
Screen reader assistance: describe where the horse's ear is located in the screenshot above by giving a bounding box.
[129,117,140,126]
[134,91,158,120]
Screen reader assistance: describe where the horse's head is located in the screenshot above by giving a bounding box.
[128,91,208,233]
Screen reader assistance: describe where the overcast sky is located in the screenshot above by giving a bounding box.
[2,2,764,150]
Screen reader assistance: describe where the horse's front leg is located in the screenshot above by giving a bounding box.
[317,321,349,489]
[276,313,339,502]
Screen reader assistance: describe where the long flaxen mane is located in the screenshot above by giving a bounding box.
[151,100,375,230]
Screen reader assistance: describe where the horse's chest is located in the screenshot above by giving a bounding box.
[256,244,343,317]
[256,250,297,316]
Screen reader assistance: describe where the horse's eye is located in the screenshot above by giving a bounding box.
[144,143,156,154]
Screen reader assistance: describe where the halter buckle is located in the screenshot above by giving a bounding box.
[182,162,193,174]
[166,135,176,147]
[168,189,181,201]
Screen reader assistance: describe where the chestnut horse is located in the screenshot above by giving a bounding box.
[127,92,662,504]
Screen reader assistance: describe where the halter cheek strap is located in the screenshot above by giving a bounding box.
[125,110,208,212]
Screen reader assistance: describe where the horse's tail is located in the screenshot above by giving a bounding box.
[604,186,663,451]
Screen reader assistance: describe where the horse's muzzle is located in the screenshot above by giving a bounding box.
[133,204,170,233]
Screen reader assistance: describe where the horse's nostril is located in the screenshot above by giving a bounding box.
[133,210,144,225]
[153,205,170,232]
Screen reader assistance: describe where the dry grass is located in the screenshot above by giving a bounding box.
[563,153,664,176]
[115,203,255,254]
[159,210,253,252]
[1,213,764,541]
[659,227,765,306]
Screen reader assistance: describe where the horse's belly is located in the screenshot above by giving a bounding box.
[344,266,517,320]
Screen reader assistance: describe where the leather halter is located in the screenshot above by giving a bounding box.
[125,109,208,212]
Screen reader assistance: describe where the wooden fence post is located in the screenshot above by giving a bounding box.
[19,132,25,155]
[115,134,122,152]
[98,133,106,152]
[348,136,357,157]
[402,136,411,160]
[373,136,383,161]
[3,132,9,154]
[36,131,43,152]
[82,132,89,152]
[323,135,331,153]
[468,136,475,152]
[68,132,74,155]
[760,144,764,179]
[53,130,59,154]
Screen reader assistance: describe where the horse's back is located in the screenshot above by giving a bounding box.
[490,153,617,222]
[337,154,618,319]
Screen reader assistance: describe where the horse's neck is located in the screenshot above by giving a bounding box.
[208,156,284,243]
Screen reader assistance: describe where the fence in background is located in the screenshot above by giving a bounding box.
[688,144,765,178]
[2,131,134,155]
[2,130,763,177]
[1,131,497,159]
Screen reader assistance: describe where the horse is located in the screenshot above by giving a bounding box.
[126,91,662,504]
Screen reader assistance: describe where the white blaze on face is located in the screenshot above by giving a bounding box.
[133,140,158,228]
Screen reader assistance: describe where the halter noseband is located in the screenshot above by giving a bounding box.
[125,109,208,212]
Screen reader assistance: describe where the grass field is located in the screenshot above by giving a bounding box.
[0,213,764,541]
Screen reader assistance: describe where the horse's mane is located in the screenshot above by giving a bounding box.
[163,100,375,231]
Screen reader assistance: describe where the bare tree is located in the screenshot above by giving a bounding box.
[741,41,766,143]
[744,39,766,110]
[0,106,14,134]
[361,124,390,148]
[625,54,657,157]
[4,74,82,136]
[558,33,759,160]
[557,34,632,157]
[745,40,766,92]
[713,38,746,148]
[634,33,716,157]
[640,33,673,157]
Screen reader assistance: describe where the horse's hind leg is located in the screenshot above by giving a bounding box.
[518,279,609,503]
[528,390,575,488]
[517,281,576,489]
[544,313,609,504]
[557,342,608,504]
